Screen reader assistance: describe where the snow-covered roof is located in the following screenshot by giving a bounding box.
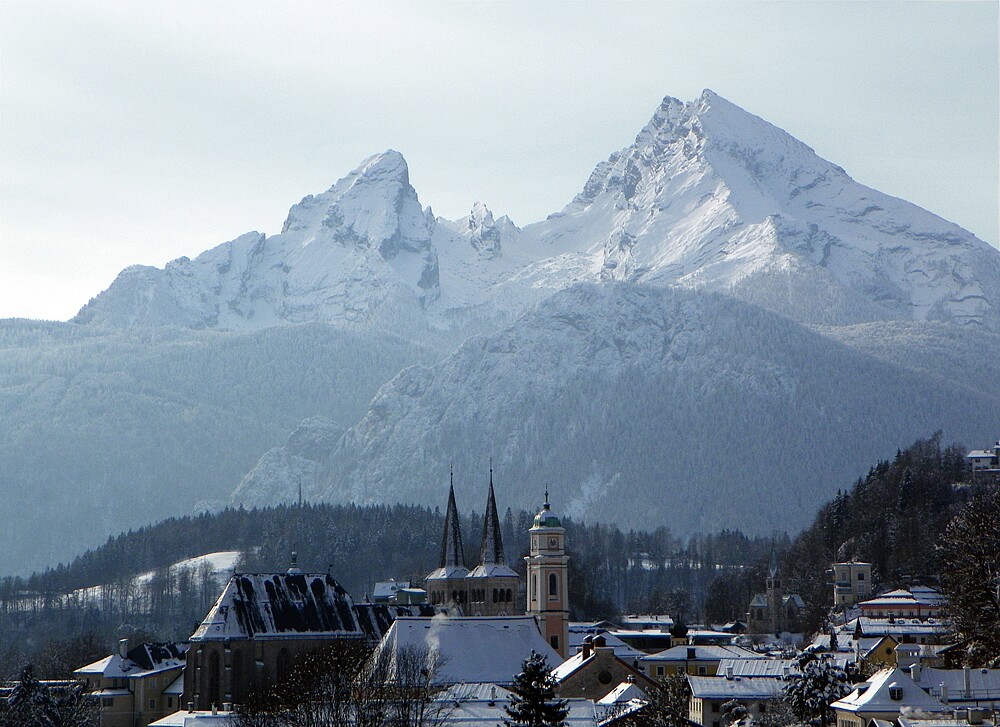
[861,588,947,608]
[373,580,409,599]
[75,643,187,679]
[688,676,785,700]
[148,710,235,726]
[433,685,596,727]
[87,688,131,697]
[467,563,519,579]
[853,618,949,637]
[568,630,644,660]
[619,614,674,629]
[372,616,561,686]
[598,680,649,705]
[190,572,365,641]
[642,644,764,662]
[163,672,184,696]
[912,667,1000,702]
[717,658,798,678]
[832,668,945,714]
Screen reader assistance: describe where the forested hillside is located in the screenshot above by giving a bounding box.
[0,502,775,678]
[780,434,974,631]
[0,320,442,573]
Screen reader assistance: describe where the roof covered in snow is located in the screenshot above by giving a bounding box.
[434,683,595,727]
[372,616,561,685]
[832,668,945,714]
[75,643,187,679]
[191,572,364,641]
[688,676,785,700]
[597,680,649,705]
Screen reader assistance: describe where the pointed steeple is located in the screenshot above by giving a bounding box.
[439,468,466,569]
[478,465,506,565]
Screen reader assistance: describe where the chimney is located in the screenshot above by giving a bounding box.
[594,635,607,649]
[725,665,734,680]
[964,667,971,698]
[582,635,593,660]
[118,638,128,659]
[941,683,949,705]
[910,663,921,683]
[187,702,194,713]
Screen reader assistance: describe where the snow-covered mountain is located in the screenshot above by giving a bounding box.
[304,283,1000,535]
[75,91,1000,334]
[526,90,1000,328]
[9,89,998,572]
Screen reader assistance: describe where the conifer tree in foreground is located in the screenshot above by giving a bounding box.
[504,651,568,727]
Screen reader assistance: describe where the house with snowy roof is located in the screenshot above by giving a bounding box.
[859,586,948,619]
[75,639,187,727]
[967,440,1000,481]
[832,666,948,727]
[552,634,657,701]
[688,673,785,727]
[638,644,764,679]
[908,665,1000,707]
[852,616,951,645]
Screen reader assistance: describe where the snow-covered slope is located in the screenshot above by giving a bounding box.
[74,152,442,336]
[524,91,1000,329]
[307,283,1000,535]
[74,92,1000,336]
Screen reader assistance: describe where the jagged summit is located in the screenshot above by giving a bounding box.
[73,93,1000,334]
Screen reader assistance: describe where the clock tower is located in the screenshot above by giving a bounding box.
[525,490,569,657]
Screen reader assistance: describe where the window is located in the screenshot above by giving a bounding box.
[550,635,559,650]
[698,666,707,675]
[149,699,156,709]
[712,702,720,713]
[656,666,665,676]
[549,573,558,598]
[102,698,113,708]
[759,703,767,714]
[857,573,865,580]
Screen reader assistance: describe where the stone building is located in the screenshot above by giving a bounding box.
[526,490,570,657]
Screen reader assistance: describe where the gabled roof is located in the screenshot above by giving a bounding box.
[353,603,442,642]
[75,643,187,679]
[831,667,945,714]
[568,630,644,660]
[688,676,785,700]
[372,616,561,685]
[598,680,649,705]
[912,667,1000,702]
[190,572,364,641]
[434,682,596,727]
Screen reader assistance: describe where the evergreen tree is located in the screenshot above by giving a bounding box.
[940,485,1000,667]
[783,653,851,727]
[504,651,568,727]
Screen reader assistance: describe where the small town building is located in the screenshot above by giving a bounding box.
[552,634,657,701]
[687,673,785,727]
[75,640,187,727]
[859,586,948,619]
[638,644,764,678]
[967,440,1000,481]
[435,682,598,727]
[747,563,804,635]
[909,665,1000,707]
[831,667,947,727]
[831,561,874,608]
[526,490,571,657]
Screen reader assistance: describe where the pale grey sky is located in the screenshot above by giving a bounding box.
[1,1,997,321]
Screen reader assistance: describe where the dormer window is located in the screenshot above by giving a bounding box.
[888,683,902,701]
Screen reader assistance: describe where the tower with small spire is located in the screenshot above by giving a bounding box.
[525,488,569,657]
[466,465,519,616]
[425,469,469,608]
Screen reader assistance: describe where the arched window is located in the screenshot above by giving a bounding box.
[532,574,537,602]
[492,589,498,603]
[549,573,558,598]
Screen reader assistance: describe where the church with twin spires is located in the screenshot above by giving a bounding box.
[425,470,570,657]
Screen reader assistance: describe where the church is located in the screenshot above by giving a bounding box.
[425,470,570,657]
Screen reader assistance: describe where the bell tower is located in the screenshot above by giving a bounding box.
[525,489,569,657]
